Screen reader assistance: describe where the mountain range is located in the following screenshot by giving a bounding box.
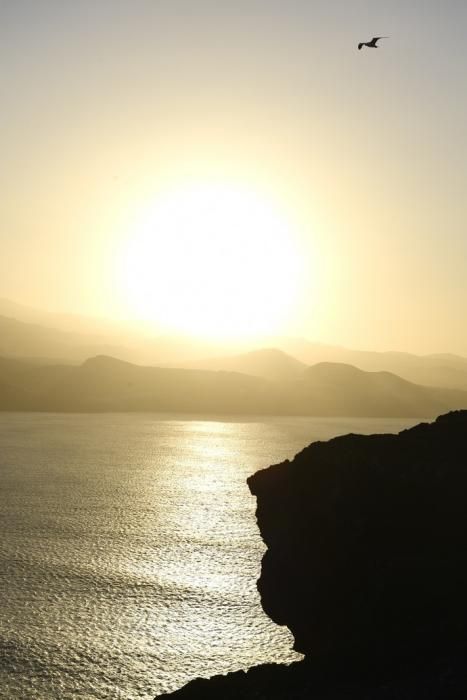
[0,353,466,417]
[1,298,466,416]
[2,298,467,389]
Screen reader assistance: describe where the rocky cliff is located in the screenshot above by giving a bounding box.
[156,411,467,698]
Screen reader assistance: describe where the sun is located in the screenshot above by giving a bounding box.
[117,182,305,340]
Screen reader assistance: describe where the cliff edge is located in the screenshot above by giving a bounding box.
[157,411,467,698]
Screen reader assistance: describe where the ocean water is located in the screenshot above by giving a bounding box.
[0,413,423,700]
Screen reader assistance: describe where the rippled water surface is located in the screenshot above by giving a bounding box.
[0,413,422,699]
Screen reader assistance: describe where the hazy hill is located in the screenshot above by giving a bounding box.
[0,301,240,366]
[278,338,467,390]
[0,355,277,413]
[1,355,466,417]
[182,342,467,392]
[281,362,467,417]
[0,314,135,364]
[50,355,279,413]
[0,296,144,337]
[180,348,308,382]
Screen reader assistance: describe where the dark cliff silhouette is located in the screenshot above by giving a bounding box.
[157,411,467,698]
[248,411,467,670]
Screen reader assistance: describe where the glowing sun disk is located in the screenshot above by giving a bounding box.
[118,183,304,339]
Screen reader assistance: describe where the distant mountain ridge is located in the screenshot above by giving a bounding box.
[0,303,241,366]
[1,297,467,391]
[0,354,466,417]
[291,362,466,417]
[177,344,467,391]
[278,338,467,390]
[179,348,308,381]
[0,314,134,363]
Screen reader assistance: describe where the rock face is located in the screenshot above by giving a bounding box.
[247,411,467,672]
[155,655,467,699]
[157,411,467,698]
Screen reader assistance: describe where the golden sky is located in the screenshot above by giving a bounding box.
[1,1,466,353]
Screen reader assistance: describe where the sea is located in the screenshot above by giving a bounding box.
[0,413,424,700]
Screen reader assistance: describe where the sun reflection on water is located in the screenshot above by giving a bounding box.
[0,414,419,699]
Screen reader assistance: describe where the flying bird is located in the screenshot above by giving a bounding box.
[358,36,389,50]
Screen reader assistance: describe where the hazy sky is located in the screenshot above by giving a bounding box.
[1,1,467,353]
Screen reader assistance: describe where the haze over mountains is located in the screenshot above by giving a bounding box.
[1,352,466,418]
[183,346,467,391]
[1,298,467,416]
[0,298,235,365]
[2,298,467,389]
[279,339,467,391]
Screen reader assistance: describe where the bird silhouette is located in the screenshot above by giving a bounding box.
[358,36,389,50]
